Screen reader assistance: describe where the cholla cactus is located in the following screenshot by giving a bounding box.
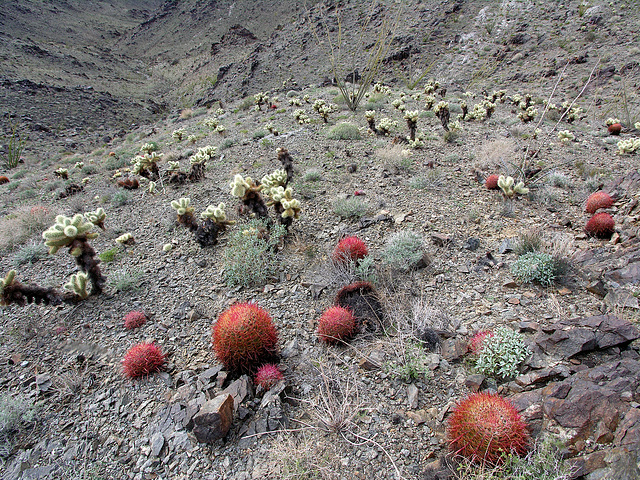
[230,174,257,198]
[172,128,185,141]
[447,120,462,132]
[74,162,84,169]
[1,270,62,306]
[518,106,537,123]
[268,186,301,222]
[43,214,98,254]
[216,125,226,135]
[84,208,106,230]
[312,99,335,123]
[131,152,162,179]
[167,161,181,172]
[433,101,450,131]
[187,134,197,144]
[423,80,440,95]
[560,101,582,123]
[617,138,640,155]
[265,123,279,136]
[204,117,219,128]
[201,203,236,226]
[115,232,135,245]
[404,110,419,141]
[64,272,89,299]
[424,94,436,110]
[377,117,398,136]
[171,198,194,216]
[293,109,311,124]
[497,175,529,198]
[254,92,269,110]
[557,130,575,144]
[634,122,640,130]
[289,97,302,106]
[372,83,392,95]
[189,145,216,181]
[605,117,620,126]
[303,94,310,103]
[392,99,405,110]
[490,90,507,103]
[140,143,157,154]
[365,110,377,133]
[261,169,288,191]
[149,181,157,194]
[55,168,69,179]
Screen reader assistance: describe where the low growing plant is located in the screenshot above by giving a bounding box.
[382,231,424,271]
[511,251,557,286]
[475,327,529,380]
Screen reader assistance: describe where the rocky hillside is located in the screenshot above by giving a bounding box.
[0,1,640,480]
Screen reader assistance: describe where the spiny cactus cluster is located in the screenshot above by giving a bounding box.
[212,303,279,373]
[171,198,235,246]
[332,236,368,264]
[585,191,614,214]
[404,110,419,141]
[447,392,529,465]
[312,99,336,122]
[188,145,216,182]
[122,343,165,379]
[84,208,106,230]
[63,272,89,299]
[131,152,162,180]
[254,363,284,390]
[317,306,356,344]
[497,175,529,198]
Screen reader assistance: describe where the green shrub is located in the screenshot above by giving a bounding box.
[382,231,424,271]
[104,155,127,170]
[332,197,369,219]
[223,220,286,287]
[98,247,119,263]
[81,165,99,175]
[475,327,529,379]
[303,169,322,182]
[111,191,130,207]
[252,129,268,140]
[326,123,361,140]
[513,230,542,256]
[11,241,47,267]
[108,268,142,291]
[511,251,557,286]
[219,138,236,150]
[0,393,36,458]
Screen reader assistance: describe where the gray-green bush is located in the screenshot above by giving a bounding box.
[382,231,424,271]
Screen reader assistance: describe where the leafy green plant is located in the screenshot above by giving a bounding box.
[108,268,142,292]
[303,169,322,182]
[382,231,424,271]
[2,123,26,170]
[385,341,430,382]
[223,220,285,287]
[511,252,557,286]
[98,247,119,263]
[475,327,529,380]
[332,197,368,219]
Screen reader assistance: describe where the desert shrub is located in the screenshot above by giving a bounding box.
[109,268,142,291]
[253,129,268,140]
[332,197,368,219]
[111,191,130,207]
[303,169,322,182]
[409,170,442,189]
[326,123,361,140]
[219,138,236,150]
[475,327,529,379]
[98,247,119,263]
[11,241,47,267]
[513,229,542,256]
[385,340,431,382]
[511,252,557,286]
[223,220,285,287]
[104,155,127,170]
[0,393,36,458]
[546,172,570,188]
[382,231,424,271]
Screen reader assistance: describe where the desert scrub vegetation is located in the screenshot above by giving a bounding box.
[331,197,369,219]
[11,241,47,267]
[511,252,558,286]
[0,393,36,458]
[474,327,529,380]
[1,123,26,170]
[382,231,424,272]
[326,122,361,140]
[222,219,286,288]
[0,206,54,253]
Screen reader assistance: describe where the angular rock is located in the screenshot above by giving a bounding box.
[407,383,419,410]
[440,338,466,362]
[192,394,234,444]
[150,431,164,457]
[222,375,253,410]
[464,374,486,392]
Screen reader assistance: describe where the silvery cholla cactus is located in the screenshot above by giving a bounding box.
[617,138,640,155]
[171,198,194,216]
[1,270,16,293]
[268,187,301,219]
[84,208,106,230]
[167,161,181,172]
[254,92,269,110]
[43,214,98,254]
[131,152,162,175]
[261,169,288,191]
[230,174,259,198]
[497,175,529,198]
[64,272,89,299]
[190,145,217,165]
[115,233,134,245]
[201,203,235,225]
[140,143,157,154]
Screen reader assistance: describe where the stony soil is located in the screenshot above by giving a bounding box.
[1,1,640,480]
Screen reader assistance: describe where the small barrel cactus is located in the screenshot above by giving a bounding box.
[447,392,529,465]
[585,191,614,214]
[254,363,284,390]
[122,343,165,379]
[317,306,356,344]
[124,311,147,330]
[485,174,500,190]
[585,212,615,238]
[468,330,493,355]
[212,303,279,372]
[332,236,368,263]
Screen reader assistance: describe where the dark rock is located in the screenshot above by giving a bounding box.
[192,394,234,444]
[587,279,607,296]
[464,374,486,392]
[462,237,480,251]
[498,238,514,254]
[222,375,253,410]
[440,338,466,362]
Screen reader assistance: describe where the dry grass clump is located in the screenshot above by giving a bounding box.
[266,432,343,479]
[376,145,413,173]
[0,205,55,253]
[474,138,516,172]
